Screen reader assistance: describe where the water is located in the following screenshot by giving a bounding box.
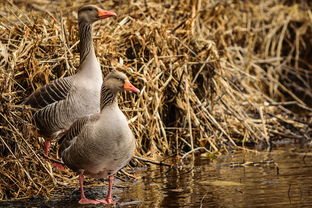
[1,146,312,207]
[118,147,312,208]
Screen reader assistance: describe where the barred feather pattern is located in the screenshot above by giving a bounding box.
[100,86,117,110]
[33,94,73,137]
[59,114,100,156]
[79,22,92,64]
[25,77,73,108]
[32,82,101,138]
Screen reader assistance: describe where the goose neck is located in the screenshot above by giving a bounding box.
[78,21,95,64]
[100,86,118,111]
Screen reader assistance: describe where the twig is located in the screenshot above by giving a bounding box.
[134,156,171,167]
[259,106,270,146]
[200,192,208,208]
[42,154,65,166]
[181,147,211,160]
[184,65,194,158]
[120,169,136,179]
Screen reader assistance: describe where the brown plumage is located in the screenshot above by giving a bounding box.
[59,70,140,205]
[24,5,116,155]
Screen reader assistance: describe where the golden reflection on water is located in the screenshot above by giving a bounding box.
[4,147,310,207]
[118,147,312,208]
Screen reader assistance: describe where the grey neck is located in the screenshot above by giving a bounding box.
[100,86,118,110]
[79,21,95,64]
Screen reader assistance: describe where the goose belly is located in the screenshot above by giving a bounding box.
[86,152,134,178]
[83,121,136,178]
[80,138,135,178]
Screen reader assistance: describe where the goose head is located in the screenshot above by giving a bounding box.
[104,70,140,93]
[78,5,116,24]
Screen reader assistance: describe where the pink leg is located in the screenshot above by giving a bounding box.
[96,175,117,204]
[44,140,51,156]
[78,174,101,205]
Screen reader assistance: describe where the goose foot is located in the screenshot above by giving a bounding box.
[78,174,101,205]
[96,198,117,205]
[96,175,117,204]
[78,197,101,205]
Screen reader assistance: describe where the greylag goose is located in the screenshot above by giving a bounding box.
[24,5,116,156]
[59,70,139,205]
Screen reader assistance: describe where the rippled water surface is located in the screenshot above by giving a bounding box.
[118,147,312,208]
[2,146,312,207]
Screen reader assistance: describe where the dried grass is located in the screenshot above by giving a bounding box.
[0,0,311,200]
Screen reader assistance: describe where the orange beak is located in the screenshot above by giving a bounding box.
[124,80,140,93]
[97,8,117,19]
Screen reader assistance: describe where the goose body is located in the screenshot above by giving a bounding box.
[62,106,135,178]
[59,70,140,205]
[24,5,116,155]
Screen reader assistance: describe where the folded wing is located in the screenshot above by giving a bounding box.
[24,77,73,108]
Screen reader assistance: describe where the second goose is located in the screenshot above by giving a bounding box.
[59,70,140,205]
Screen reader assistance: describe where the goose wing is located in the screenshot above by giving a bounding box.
[24,77,73,108]
[59,114,100,156]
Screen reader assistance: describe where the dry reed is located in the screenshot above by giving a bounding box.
[0,0,311,200]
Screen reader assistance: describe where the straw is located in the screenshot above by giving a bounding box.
[0,0,311,200]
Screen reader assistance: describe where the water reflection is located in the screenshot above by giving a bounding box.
[118,147,312,208]
[1,147,311,207]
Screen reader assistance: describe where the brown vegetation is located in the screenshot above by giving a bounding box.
[0,0,311,200]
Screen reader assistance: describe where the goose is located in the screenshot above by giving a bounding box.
[59,70,139,205]
[24,5,116,156]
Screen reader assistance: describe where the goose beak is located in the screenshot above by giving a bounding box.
[124,80,140,93]
[97,8,117,19]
